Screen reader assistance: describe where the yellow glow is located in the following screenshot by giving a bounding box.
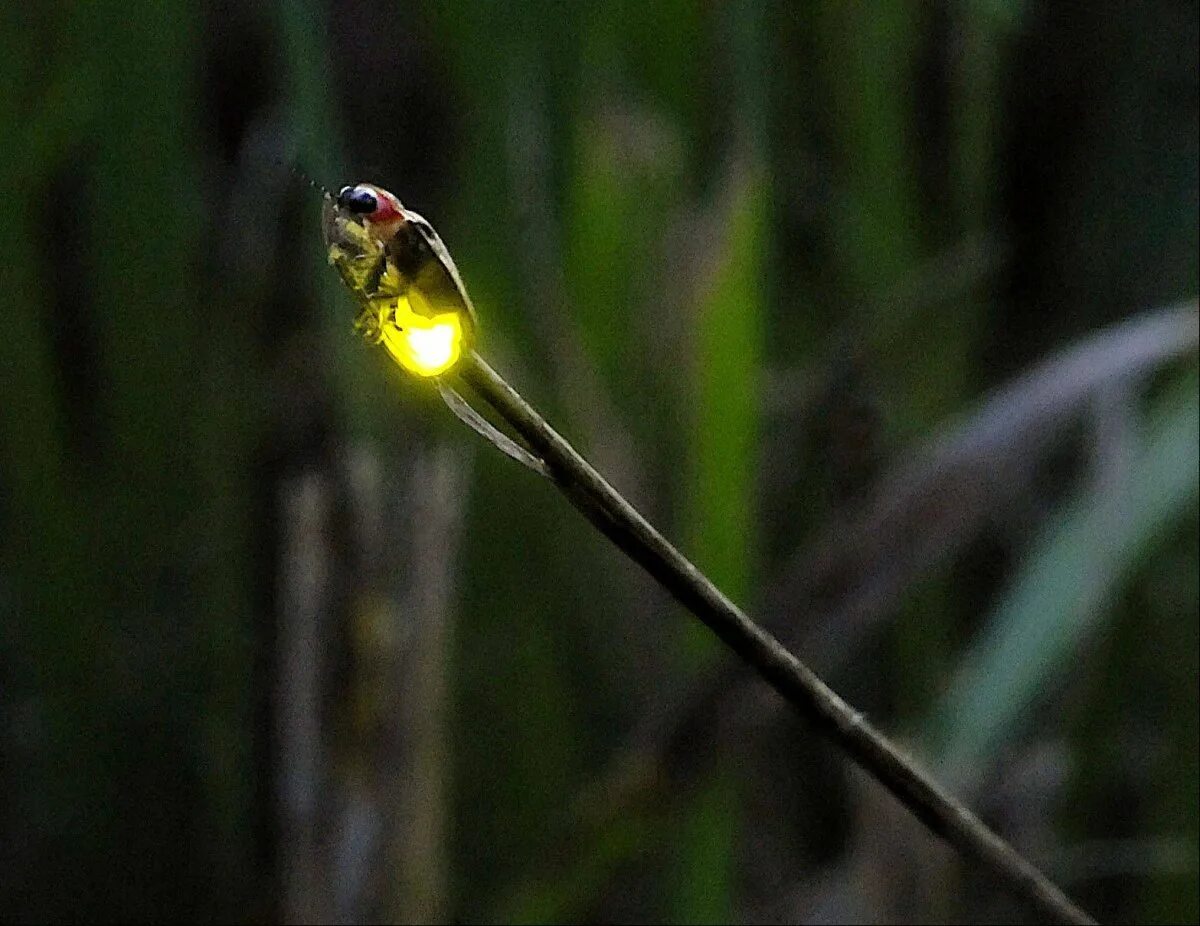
[379,295,465,377]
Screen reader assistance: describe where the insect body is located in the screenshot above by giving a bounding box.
[320,179,549,474]
[323,183,477,377]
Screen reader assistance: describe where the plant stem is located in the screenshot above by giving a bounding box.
[459,350,1095,926]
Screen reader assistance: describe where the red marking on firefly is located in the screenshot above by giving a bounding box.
[359,184,403,223]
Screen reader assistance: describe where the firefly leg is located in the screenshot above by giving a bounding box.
[343,254,393,344]
[362,252,388,297]
[354,301,392,344]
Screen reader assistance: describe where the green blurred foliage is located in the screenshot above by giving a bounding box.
[0,1,1196,923]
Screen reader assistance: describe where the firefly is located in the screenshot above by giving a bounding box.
[323,183,476,377]
[321,179,548,475]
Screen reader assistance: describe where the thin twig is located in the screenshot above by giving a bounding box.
[490,302,1198,920]
[458,350,1095,926]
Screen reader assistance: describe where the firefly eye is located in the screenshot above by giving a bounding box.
[338,185,379,215]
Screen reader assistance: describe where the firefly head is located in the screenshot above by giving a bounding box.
[336,185,378,214]
[335,183,404,230]
[324,183,405,280]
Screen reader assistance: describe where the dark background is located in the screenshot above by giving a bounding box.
[1,2,1196,923]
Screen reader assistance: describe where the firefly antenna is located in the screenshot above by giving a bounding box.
[289,162,331,198]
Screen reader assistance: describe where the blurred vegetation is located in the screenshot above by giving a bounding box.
[0,1,1196,924]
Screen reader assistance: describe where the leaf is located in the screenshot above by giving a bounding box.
[924,366,1200,779]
